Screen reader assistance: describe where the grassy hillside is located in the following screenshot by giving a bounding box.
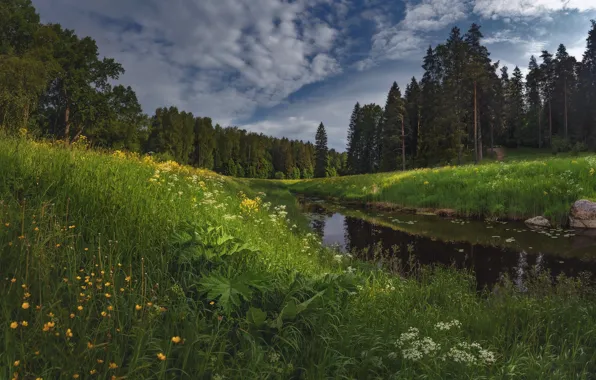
[2,136,596,379]
[286,154,596,225]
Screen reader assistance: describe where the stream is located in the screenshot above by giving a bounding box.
[299,197,596,289]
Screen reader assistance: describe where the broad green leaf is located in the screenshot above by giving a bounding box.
[247,307,267,327]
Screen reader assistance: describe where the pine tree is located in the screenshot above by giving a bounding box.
[360,104,384,173]
[526,56,543,147]
[380,82,404,172]
[508,67,525,145]
[346,102,362,174]
[577,20,596,147]
[540,50,555,145]
[554,44,577,141]
[315,122,328,178]
[404,77,421,158]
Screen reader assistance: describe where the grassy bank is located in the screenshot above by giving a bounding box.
[286,155,596,225]
[2,136,596,379]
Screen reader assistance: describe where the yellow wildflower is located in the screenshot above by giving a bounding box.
[105,293,111,299]
[105,282,111,287]
[22,302,30,310]
[87,342,94,349]
[101,311,107,317]
[209,301,215,305]
[77,305,83,311]
[109,362,118,369]
[10,321,18,329]
[73,375,80,379]
[97,359,104,364]
[56,244,61,248]
[120,288,125,292]
[20,321,28,327]
[10,278,16,283]
[423,181,429,185]
[157,352,167,361]
[48,312,54,317]
[107,305,114,311]
[135,304,142,311]
[171,336,182,344]
[66,329,73,338]
[70,313,75,319]
[14,360,20,367]
[125,276,131,282]
[544,191,548,195]
[90,369,97,375]
[34,227,39,231]
[24,292,30,298]
[146,302,153,307]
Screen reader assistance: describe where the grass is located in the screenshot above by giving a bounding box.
[285,151,596,225]
[2,135,596,379]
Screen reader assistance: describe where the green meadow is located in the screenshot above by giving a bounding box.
[2,136,596,379]
[285,153,596,225]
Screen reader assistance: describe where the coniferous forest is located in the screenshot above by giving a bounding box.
[2,0,596,177]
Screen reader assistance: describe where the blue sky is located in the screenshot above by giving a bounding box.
[32,0,596,150]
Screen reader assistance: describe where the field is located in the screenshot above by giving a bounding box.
[2,136,596,379]
[286,151,596,225]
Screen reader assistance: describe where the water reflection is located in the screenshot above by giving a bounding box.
[304,203,596,290]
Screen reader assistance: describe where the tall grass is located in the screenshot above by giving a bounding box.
[286,156,596,224]
[1,136,596,379]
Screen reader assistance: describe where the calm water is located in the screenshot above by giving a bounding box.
[300,199,596,289]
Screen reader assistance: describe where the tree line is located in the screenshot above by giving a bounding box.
[346,21,596,174]
[0,0,344,179]
[3,0,596,178]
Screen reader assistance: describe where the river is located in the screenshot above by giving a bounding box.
[299,197,596,289]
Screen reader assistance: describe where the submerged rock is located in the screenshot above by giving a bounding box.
[569,199,596,228]
[524,216,551,228]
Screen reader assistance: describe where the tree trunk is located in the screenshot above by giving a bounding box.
[72,126,85,143]
[401,116,406,171]
[538,105,542,148]
[548,100,552,146]
[564,78,568,140]
[478,116,483,161]
[474,81,478,164]
[64,104,71,144]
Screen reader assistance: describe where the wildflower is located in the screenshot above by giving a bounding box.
[5,223,9,227]
[56,244,61,248]
[84,248,88,251]
[24,292,30,298]
[42,322,55,332]
[146,302,153,307]
[107,305,113,311]
[209,301,215,305]
[109,362,118,369]
[10,278,16,283]
[105,282,111,287]
[66,329,73,338]
[35,351,39,355]
[590,168,595,176]
[87,342,94,349]
[157,352,166,361]
[89,369,97,375]
[120,288,125,292]
[97,359,104,364]
[10,321,18,329]
[34,227,39,231]
[544,191,548,195]
[20,321,28,327]
[135,304,142,311]
[77,306,83,311]
[48,312,54,317]
[18,235,24,240]
[69,313,75,319]
[101,311,107,317]
[125,276,131,282]
[73,375,80,379]
[105,293,111,299]
[171,336,182,344]
[13,360,19,367]
[423,181,430,185]
[22,302,30,310]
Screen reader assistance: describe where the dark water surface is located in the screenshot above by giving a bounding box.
[300,198,596,289]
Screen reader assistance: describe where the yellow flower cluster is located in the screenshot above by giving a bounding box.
[240,197,261,214]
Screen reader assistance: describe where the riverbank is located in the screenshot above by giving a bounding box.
[2,136,596,378]
[285,156,596,225]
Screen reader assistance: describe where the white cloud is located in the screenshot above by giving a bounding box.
[473,0,596,19]
[31,0,343,124]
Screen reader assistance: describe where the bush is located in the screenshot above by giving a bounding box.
[551,136,570,154]
[274,171,286,179]
[571,141,587,156]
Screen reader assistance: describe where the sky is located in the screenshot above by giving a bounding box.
[31,0,596,151]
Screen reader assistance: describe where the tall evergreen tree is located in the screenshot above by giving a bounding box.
[314,122,328,178]
[404,77,421,157]
[346,102,362,174]
[526,56,543,147]
[540,50,555,145]
[380,82,405,172]
[577,20,596,147]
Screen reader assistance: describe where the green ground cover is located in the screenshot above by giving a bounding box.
[1,136,596,379]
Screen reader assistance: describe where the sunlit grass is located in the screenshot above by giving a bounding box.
[287,155,596,224]
[2,135,596,379]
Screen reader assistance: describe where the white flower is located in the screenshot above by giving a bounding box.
[334,254,343,263]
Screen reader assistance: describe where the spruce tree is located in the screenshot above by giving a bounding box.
[346,102,362,174]
[314,122,328,178]
[577,20,596,147]
[526,56,543,147]
[380,82,404,172]
[540,50,555,145]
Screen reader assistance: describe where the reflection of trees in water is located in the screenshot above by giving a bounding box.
[338,215,596,290]
[311,217,326,239]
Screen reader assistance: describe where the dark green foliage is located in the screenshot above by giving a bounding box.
[380,82,405,172]
[315,122,328,178]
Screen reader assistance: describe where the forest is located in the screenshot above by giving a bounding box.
[1,0,596,178]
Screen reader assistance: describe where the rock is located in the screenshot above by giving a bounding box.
[524,216,551,228]
[569,199,596,228]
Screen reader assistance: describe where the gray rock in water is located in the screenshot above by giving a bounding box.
[569,199,596,228]
[524,216,551,228]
